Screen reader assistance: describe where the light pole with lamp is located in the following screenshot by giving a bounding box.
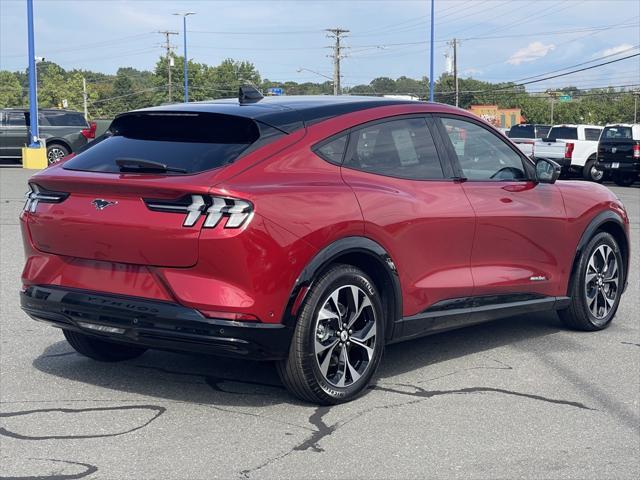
[173,12,195,103]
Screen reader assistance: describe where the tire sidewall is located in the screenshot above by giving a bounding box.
[576,232,623,328]
[299,266,385,402]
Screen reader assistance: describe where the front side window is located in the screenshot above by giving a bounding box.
[439,116,527,181]
[345,117,444,180]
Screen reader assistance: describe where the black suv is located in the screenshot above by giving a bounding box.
[0,108,96,165]
[597,124,640,187]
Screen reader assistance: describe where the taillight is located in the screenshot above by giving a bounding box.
[564,143,574,159]
[144,194,253,229]
[81,121,97,140]
[633,144,640,159]
[23,184,69,213]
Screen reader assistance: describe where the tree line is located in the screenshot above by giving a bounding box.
[0,55,636,125]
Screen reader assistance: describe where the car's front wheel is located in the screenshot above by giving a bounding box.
[63,330,147,362]
[277,264,385,404]
[559,232,623,331]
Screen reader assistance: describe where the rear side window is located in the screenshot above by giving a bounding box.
[537,126,551,137]
[63,112,261,174]
[584,128,602,141]
[315,135,348,164]
[44,111,87,126]
[6,112,26,126]
[547,127,577,140]
[344,117,444,180]
[507,125,534,138]
[602,126,632,140]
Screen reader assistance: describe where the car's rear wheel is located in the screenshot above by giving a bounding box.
[46,143,70,165]
[277,264,384,404]
[559,232,623,331]
[583,157,604,182]
[63,330,147,362]
[613,173,636,187]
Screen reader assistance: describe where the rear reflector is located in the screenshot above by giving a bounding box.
[77,322,126,334]
[198,310,260,322]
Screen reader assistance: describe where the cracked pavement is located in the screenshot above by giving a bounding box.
[1,168,638,479]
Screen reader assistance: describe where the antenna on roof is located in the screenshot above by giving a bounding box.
[239,85,264,105]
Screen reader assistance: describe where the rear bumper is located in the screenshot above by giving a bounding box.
[596,161,640,174]
[21,285,293,361]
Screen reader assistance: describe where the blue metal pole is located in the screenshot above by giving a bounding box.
[429,0,435,102]
[26,0,39,147]
[183,15,188,103]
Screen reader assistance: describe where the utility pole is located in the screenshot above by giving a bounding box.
[159,30,178,102]
[448,38,460,107]
[548,91,559,124]
[633,90,639,123]
[82,76,88,120]
[326,28,349,95]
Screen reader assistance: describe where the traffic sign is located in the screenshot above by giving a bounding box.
[268,87,284,96]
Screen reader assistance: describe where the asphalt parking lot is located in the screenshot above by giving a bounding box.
[1,167,638,480]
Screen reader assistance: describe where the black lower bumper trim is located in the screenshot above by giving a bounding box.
[21,286,292,360]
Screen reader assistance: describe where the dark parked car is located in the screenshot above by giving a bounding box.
[596,123,640,186]
[20,93,629,404]
[0,108,96,165]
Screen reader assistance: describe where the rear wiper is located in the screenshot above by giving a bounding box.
[115,158,187,174]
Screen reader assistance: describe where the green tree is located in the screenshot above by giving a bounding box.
[0,71,24,108]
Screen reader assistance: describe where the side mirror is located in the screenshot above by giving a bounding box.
[535,158,561,184]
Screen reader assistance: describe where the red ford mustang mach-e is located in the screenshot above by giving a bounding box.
[20,92,630,404]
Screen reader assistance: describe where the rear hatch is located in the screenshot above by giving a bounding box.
[598,126,637,163]
[24,111,268,267]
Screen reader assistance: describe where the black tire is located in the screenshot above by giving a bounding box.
[559,232,624,331]
[63,330,147,362]
[613,173,636,187]
[582,157,604,183]
[46,143,70,165]
[277,264,385,404]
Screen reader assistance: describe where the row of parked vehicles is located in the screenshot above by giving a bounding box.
[507,122,640,186]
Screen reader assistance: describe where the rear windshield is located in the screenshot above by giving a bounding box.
[602,126,633,140]
[547,127,577,140]
[507,125,535,138]
[63,112,261,174]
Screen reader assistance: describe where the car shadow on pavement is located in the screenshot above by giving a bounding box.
[31,310,566,408]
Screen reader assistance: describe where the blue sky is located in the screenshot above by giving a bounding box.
[1,0,638,92]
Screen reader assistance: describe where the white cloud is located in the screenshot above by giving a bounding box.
[597,43,635,57]
[508,42,555,65]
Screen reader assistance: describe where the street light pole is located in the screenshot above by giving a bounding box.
[174,12,195,103]
[429,0,435,102]
[26,0,39,147]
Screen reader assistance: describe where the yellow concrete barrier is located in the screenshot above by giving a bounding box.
[21,146,48,169]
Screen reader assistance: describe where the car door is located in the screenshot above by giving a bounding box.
[2,111,29,158]
[435,114,568,300]
[337,115,476,328]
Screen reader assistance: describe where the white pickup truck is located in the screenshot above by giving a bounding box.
[533,124,603,181]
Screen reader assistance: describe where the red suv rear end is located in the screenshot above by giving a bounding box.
[20,93,630,404]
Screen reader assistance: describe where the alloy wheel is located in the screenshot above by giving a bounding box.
[584,244,619,320]
[314,285,377,388]
[47,147,66,164]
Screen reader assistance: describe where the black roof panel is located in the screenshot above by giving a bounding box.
[136,95,419,133]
